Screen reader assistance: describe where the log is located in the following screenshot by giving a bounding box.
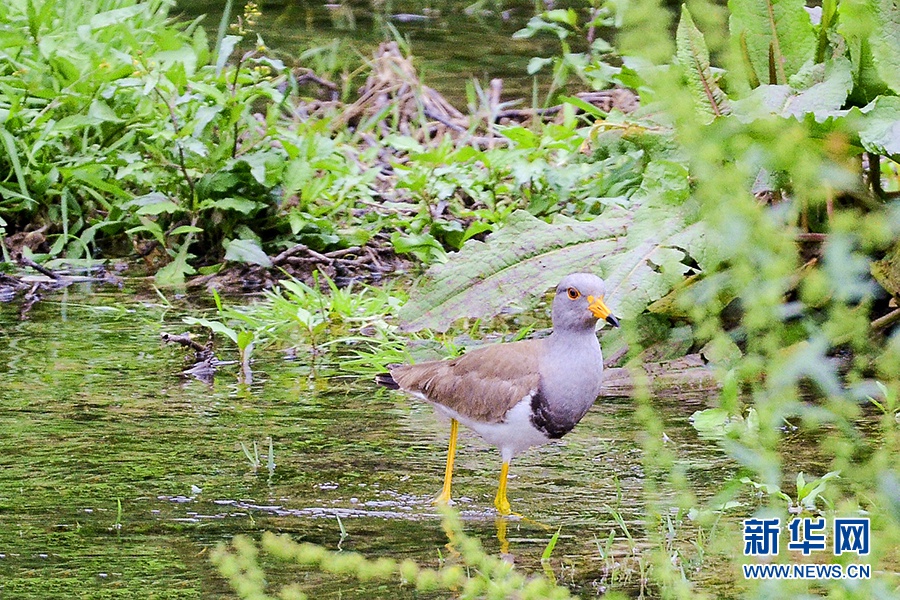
[599,354,720,398]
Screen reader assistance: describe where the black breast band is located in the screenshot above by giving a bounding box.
[529,389,576,439]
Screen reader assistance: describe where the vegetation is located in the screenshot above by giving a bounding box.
[213,507,579,600]
[2,0,900,598]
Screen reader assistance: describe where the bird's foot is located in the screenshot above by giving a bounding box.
[493,494,512,516]
[433,489,453,506]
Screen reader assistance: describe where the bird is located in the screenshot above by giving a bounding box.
[376,272,620,515]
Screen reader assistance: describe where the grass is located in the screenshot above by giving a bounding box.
[4,0,900,598]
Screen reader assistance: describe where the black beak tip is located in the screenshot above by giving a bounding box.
[606,314,620,328]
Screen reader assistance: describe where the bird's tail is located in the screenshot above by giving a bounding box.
[375,372,399,389]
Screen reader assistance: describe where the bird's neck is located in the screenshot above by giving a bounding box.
[547,326,600,350]
[545,327,603,367]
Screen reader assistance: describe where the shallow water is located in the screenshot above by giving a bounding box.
[177,0,579,107]
[0,285,819,598]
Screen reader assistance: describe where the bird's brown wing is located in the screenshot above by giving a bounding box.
[389,339,542,423]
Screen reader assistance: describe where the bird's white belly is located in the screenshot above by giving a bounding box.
[433,396,550,463]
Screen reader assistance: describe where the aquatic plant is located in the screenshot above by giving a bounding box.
[212,507,580,600]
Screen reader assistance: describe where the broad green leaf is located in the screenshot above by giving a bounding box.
[782,58,853,117]
[87,99,123,123]
[676,6,731,120]
[729,0,816,84]
[390,231,447,264]
[855,96,900,157]
[732,58,853,121]
[690,408,734,436]
[399,201,703,332]
[224,238,272,267]
[398,209,631,332]
[126,218,165,246]
[238,151,285,186]
[155,243,196,287]
[54,114,96,131]
[527,56,553,75]
[545,8,578,27]
[383,134,424,153]
[155,45,198,77]
[190,105,222,139]
[236,330,255,351]
[499,126,541,147]
[845,37,890,105]
[215,35,242,75]
[870,0,900,92]
[604,218,700,319]
[201,197,261,214]
[136,200,182,215]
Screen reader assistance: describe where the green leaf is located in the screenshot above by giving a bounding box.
[605,225,697,319]
[201,197,261,214]
[855,95,900,157]
[499,126,541,147]
[399,200,702,332]
[136,200,182,215]
[126,218,165,246]
[690,408,734,435]
[870,0,900,92]
[183,316,239,344]
[729,0,816,84]
[155,243,196,287]
[87,99,123,123]
[527,56,553,75]
[0,128,30,200]
[238,151,284,186]
[236,330,255,351]
[676,6,731,120]
[545,8,578,28]
[397,209,630,332]
[390,231,447,264]
[90,5,146,29]
[541,528,562,561]
[216,35,242,75]
[560,95,608,118]
[224,238,272,267]
[732,58,853,120]
[169,225,205,236]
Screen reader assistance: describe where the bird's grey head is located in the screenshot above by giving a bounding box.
[551,273,620,332]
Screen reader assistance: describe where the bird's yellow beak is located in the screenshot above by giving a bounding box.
[587,295,620,327]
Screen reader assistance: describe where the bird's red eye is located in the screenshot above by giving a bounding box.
[566,287,580,300]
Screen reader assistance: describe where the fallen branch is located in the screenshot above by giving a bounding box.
[872,308,900,331]
[16,254,59,279]
[160,332,209,353]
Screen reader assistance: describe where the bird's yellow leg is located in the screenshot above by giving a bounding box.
[494,461,512,515]
[435,418,458,505]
